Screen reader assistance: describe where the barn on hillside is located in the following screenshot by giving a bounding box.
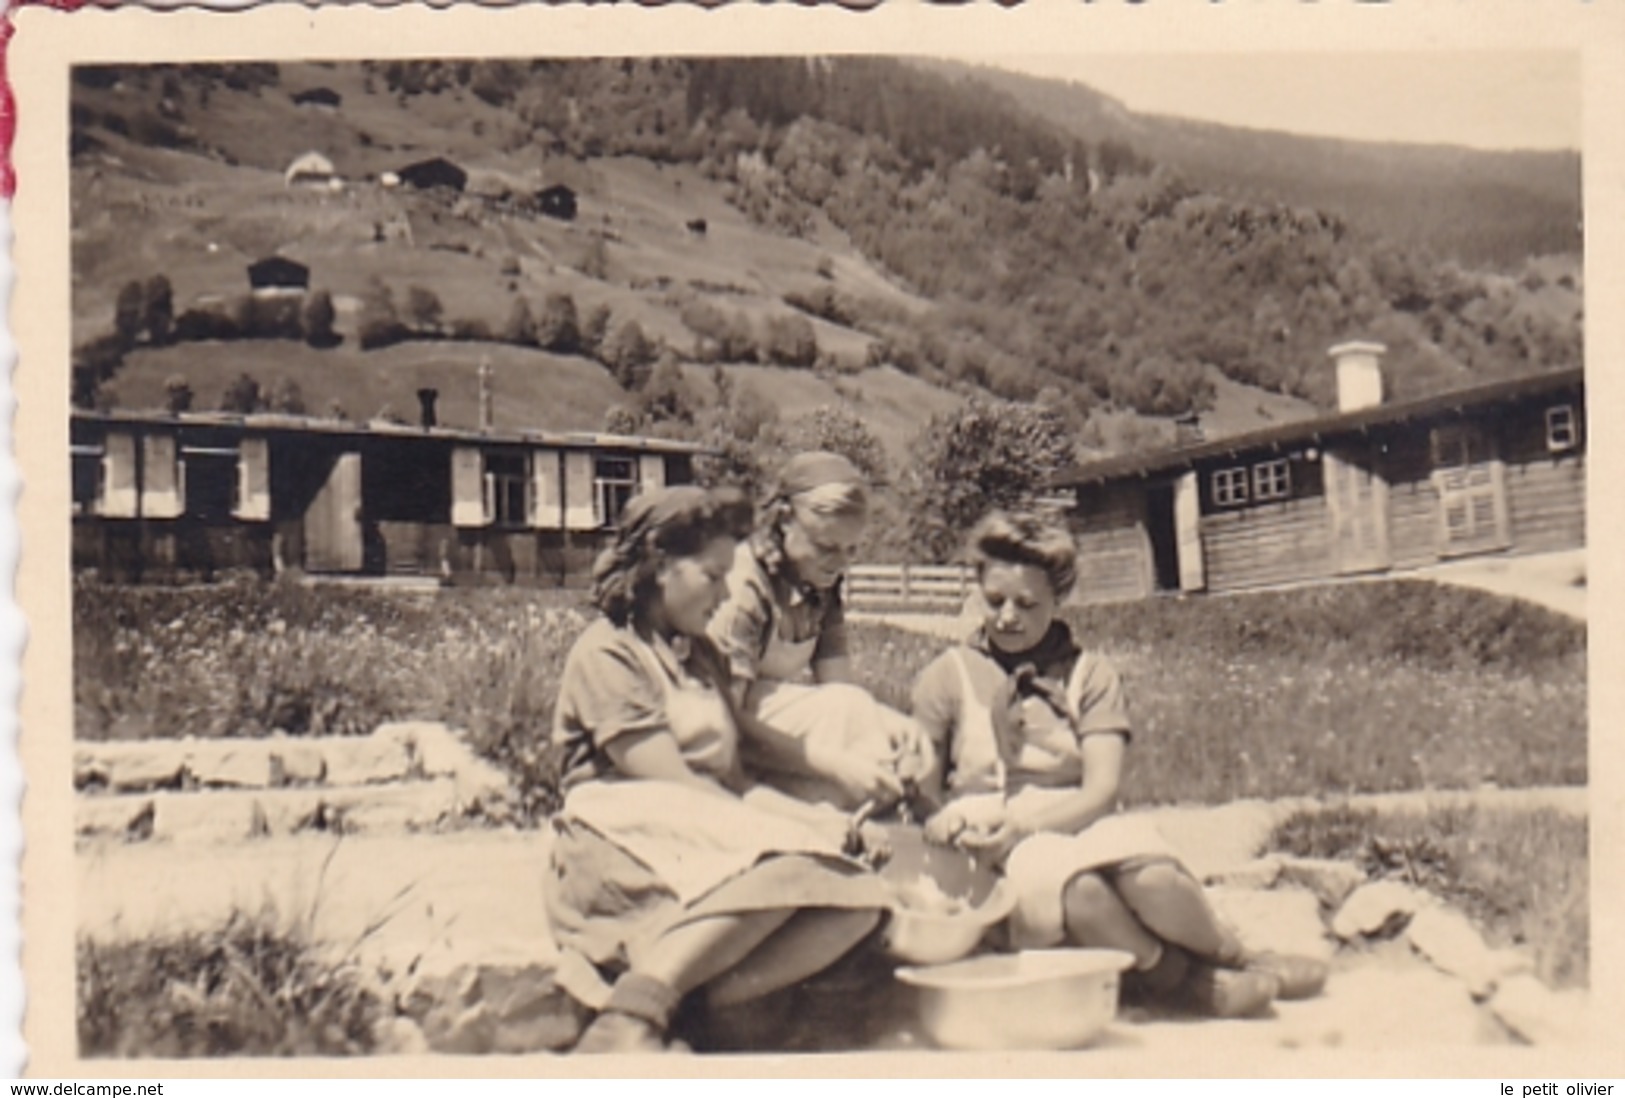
[397,157,468,193]
[246,256,310,293]
[291,87,342,109]
[283,151,336,188]
[538,183,577,221]
[1051,343,1585,603]
[70,409,711,586]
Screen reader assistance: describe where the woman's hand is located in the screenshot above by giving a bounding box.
[842,820,892,868]
[956,819,1028,869]
[807,736,906,807]
[923,806,968,847]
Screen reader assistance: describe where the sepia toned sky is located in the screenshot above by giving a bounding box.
[984,52,1581,152]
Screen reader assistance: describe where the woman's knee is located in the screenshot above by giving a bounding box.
[1115,858,1194,899]
[1061,872,1121,932]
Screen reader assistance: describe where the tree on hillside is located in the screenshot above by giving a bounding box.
[536,292,581,354]
[501,297,537,347]
[901,399,1076,562]
[780,405,888,485]
[406,285,445,335]
[357,280,406,351]
[143,275,174,347]
[580,303,612,358]
[114,280,146,348]
[601,319,655,389]
[636,351,697,425]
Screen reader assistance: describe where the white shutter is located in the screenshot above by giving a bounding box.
[1173,470,1205,592]
[638,453,665,496]
[563,450,597,530]
[140,434,183,519]
[234,437,271,521]
[532,450,563,529]
[102,431,138,518]
[451,447,488,528]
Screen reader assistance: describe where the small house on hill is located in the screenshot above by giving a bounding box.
[291,87,342,109]
[284,151,336,188]
[246,256,310,294]
[538,183,577,222]
[1051,344,1585,604]
[397,157,468,193]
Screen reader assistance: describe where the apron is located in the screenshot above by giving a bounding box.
[560,630,842,903]
[545,631,889,1007]
[943,647,1180,949]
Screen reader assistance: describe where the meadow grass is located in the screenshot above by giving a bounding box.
[77,908,387,1057]
[74,575,1586,817]
[1268,805,1589,989]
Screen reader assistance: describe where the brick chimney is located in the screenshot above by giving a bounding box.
[416,387,438,429]
[1328,341,1386,413]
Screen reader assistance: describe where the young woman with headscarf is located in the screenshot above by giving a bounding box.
[544,485,890,1054]
[707,451,935,815]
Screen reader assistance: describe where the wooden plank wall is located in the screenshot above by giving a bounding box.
[1501,396,1586,553]
[1072,484,1151,604]
[1200,495,1331,592]
[1379,432,1442,572]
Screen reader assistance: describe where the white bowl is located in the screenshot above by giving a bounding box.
[896,949,1135,1051]
[883,880,1017,965]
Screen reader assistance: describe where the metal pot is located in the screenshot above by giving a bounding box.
[895,949,1135,1051]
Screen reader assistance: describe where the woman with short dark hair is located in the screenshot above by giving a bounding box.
[545,485,888,1053]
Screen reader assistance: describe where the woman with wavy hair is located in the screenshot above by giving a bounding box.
[545,485,889,1054]
[910,509,1328,1019]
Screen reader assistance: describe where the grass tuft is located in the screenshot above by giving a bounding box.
[1269,804,1589,989]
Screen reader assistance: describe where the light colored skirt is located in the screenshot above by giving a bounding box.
[543,780,888,1003]
[953,789,1182,951]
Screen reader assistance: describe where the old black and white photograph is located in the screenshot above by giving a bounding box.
[8,2,1622,1079]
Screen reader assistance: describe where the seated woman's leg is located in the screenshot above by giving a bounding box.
[1110,859,1246,965]
[577,909,793,1053]
[704,907,882,1008]
[1061,871,1163,967]
[1111,859,1326,1005]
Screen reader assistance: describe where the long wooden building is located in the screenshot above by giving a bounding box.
[1051,345,1585,603]
[70,409,710,585]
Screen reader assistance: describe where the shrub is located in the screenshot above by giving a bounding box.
[164,375,194,415]
[449,316,494,342]
[357,283,408,351]
[77,909,386,1057]
[579,303,612,357]
[114,281,145,348]
[219,373,264,414]
[764,313,818,368]
[405,285,444,334]
[236,295,304,341]
[269,378,307,415]
[174,304,241,343]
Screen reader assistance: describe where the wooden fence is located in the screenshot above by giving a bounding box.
[846,563,975,611]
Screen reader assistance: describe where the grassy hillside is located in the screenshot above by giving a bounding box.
[73,58,1572,472]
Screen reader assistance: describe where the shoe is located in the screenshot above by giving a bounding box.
[1172,961,1279,1019]
[1242,951,1329,1001]
[574,1010,670,1054]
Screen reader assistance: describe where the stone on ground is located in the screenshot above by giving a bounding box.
[1332,880,1428,941]
[322,735,413,786]
[404,963,586,1054]
[1405,905,1524,1000]
[184,741,276,788]
[1275,856,1368,911]
[1207,885,1333,960]
[1489,974,1592,1046]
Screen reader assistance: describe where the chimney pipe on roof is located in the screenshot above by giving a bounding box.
[1329,341,1386,413]
[416,388,438,429]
